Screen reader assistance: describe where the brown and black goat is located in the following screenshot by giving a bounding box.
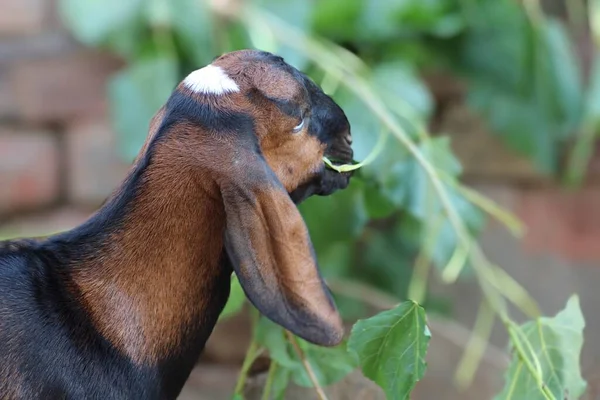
[0,49,354,399]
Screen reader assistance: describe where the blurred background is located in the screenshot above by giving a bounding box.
[1,0,600,398]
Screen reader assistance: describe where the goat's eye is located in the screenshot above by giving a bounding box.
[292,117,306,133]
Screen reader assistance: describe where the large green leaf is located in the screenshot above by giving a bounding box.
[495,295,587,400]
[59,0,143,45]
[255,317,357,388]
[109,56,179,161]
[348,301,430,399]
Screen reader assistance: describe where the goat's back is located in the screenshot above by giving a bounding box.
[0,243,164,400]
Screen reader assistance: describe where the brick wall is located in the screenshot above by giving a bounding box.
[0,0,129,235]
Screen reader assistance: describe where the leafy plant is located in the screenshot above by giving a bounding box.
[348,301,430,399]
[57,0,592,398]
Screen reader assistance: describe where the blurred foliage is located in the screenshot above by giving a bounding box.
[58,0,593,398]
[496,295,586,400]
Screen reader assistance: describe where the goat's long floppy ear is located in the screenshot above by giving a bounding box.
[221,148,344,347]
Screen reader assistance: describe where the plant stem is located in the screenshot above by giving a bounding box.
[407,249,432,305]
[439,172,525,237]
[285,331,329,400]
[234,311,263,397]
[564,123,597,187]
[455,300,495,388]
[234,339,262,396]
[407,212,441,303]
[261,361,279,400]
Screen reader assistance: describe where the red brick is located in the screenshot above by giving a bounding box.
[0,33,77,62]
[11,51,123,122]
[517,187,600,261]
[0,128,59,214]
[0,0,46,36]
[65,118,130,205]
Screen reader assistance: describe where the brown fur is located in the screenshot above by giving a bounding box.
[72,123,227,364]
[1,50,352,380]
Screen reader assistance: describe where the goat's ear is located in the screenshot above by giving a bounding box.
[221,150,344,347]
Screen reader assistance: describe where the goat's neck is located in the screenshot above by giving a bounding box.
[63,140,231,368]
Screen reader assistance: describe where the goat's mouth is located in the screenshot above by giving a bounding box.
[289,155,353,204]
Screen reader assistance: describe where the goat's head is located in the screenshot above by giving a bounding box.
[157,49,353,346]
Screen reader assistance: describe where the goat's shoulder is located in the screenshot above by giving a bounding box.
[0,241,162,399]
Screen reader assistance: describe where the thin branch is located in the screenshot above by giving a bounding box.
[234,311,264,396]
[261,360,279,400]
[455,300,496,388]
[285,331,329,400]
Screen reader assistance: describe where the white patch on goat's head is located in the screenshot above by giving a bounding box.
[183,65,240,95]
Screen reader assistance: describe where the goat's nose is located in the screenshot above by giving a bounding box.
[344,133,352,145]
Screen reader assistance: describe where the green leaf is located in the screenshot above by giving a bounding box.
[312,0,364,41]
[169,0,215,65]
[348,301,430,399]
[294,339,357,387]
[586,54,600,123]
[318,241,354,277]
[257,0,313,69]
[372,62,433,119]
[219,275,246,320]
[363,183,397,219]
[109,56,178,161]
[270,365,291,400]
[495,295,587,400]
[384,136,462,218]
[460,2,583,172]
[356,229,415,297]
[59,0,143,45]
[255,318,357,387]
[299,179,368,254]
[360,0,463,40]
[541,20,583,137]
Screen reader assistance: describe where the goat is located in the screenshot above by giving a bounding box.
[0,49,354,399]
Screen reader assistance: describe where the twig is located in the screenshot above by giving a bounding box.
[326,279,399,310]
[261,360,279,400]
[234,311,263,396]
[455,300,496,388]
[285,331,329,400]
[407,209,442,303]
